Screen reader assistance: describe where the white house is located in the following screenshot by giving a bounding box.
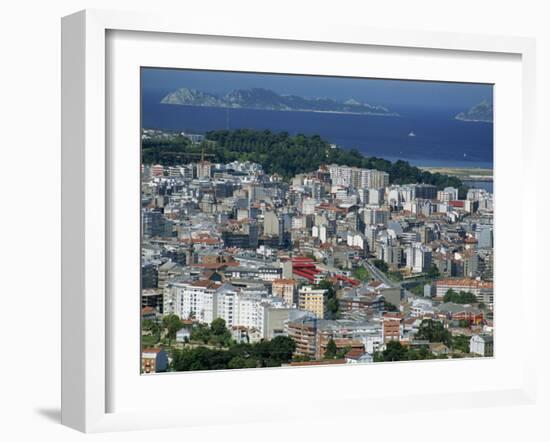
[345,349,374,364]
[175,327,191,343]
[470,334,494,356]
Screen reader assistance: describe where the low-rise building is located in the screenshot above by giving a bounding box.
[470,334,494,356]
[436,302,484,325]
[141,348,168,373]
[175,327,191,343]
[345,349,374,364]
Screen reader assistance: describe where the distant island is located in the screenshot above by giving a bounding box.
[160,87,399,116]
[455,100,493,123]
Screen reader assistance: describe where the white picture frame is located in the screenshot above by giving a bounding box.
[61,9,537,433]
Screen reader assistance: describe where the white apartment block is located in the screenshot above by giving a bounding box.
[234,294,267,335]
[327,165,389,189]
[166,281,287,338]
[347,232,368,251]
[387,185,414,204]
[164,280,222,323]
[405,242,433,273]
[368,188,384,205]
[437,187,459,202]
[328,165,352,187]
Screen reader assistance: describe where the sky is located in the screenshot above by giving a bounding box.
[141,67,493,112]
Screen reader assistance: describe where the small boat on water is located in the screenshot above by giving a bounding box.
[408,131,416,137]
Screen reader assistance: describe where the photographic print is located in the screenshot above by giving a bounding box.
[140,68,493,374]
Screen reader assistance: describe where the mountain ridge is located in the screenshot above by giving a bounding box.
[160,87,399,116]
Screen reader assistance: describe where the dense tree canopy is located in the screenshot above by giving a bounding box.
[415,319,452,347]
[171,336,296,371]
[443,289,478,304]
[190,319,232,347]
[375,340,440,362]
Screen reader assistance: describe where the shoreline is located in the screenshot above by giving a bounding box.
[160,102,400,117]
[419,166,493,181]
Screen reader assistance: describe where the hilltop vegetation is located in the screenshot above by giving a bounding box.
[142,128,465,192]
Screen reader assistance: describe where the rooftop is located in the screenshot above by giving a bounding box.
[435,278,493,289]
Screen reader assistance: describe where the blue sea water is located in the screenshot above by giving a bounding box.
[141,93,493,169]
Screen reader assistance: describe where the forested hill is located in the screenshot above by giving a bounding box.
[141,128,464,191]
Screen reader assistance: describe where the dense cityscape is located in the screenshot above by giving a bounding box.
[140,128,494,373]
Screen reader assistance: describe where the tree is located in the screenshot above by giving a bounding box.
[143,319,161,338]
[388,271,403,282]
[142,319,154,331]
[227,356,257,369]
[415,319,452,347]
[190,323,211,344]
[170,335,297,372]
[324,338,338,359]
[381,341,408,362]
[315,280,339,319]
[452,335,470,353]
[267,336,296,364]
[372,259,389,273]
[443,289,478,304]
[352,266,370,282]
[427,264,440,279]
[227,356,246,369]
[210,318,228,336]
[162,314,182,344]
[335,345,352,359]
[410,284,425,296]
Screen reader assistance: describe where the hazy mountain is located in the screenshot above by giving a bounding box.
[455,100,493,123]
[160,87,398,116]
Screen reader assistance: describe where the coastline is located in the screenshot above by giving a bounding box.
[160,102,400,117]
[455,116,493,123]
[419,166,493,182]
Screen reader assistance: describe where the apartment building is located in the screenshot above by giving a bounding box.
[164,279,221,323]
[298,286,327,319]
[383,312,403,342]
[272,278,296,306]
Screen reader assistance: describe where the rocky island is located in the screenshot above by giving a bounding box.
[455,100,493,123]
[160,87,399,116]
